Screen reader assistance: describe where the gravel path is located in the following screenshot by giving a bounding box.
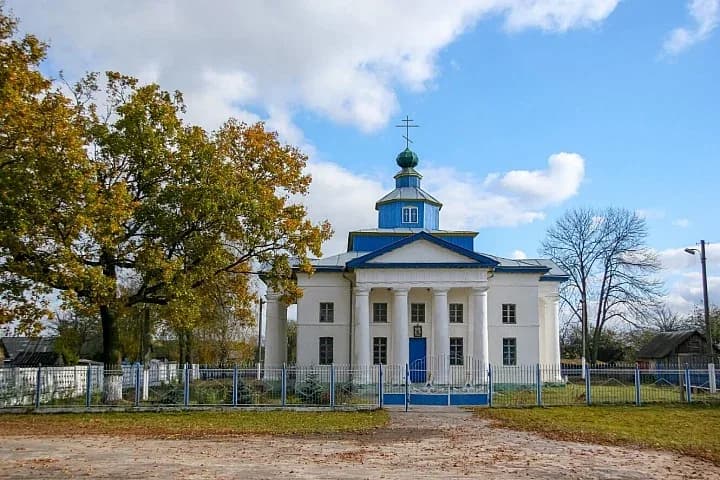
[1,407,717,479]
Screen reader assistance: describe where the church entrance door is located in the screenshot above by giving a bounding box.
[409,338,426,383]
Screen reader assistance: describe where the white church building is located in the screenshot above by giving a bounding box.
[263,146,566,384]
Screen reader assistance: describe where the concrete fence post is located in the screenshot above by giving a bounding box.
[142,368,149,401]
[536,364,542,406]
[709,363,717,394]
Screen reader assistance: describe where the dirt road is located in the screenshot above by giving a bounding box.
[1,408,717,479]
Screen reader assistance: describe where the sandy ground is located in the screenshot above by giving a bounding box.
[1,407,718,479]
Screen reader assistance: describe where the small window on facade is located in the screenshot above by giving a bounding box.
[411,303,425,323]
[402,206,418,223]
[373,303,388,323]
[319,302,334,323]
[450,337,464,366]
[503,338,517,366]
[449,303,463,323]
[373,337,387,365]
[502,303,517,324]
[319,337,334,365]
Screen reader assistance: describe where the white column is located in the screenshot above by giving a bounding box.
[263,292,284,367]
[392,288,409,368]
[471,287,489,377]
[354,286,371,367]
[432,287,450,384]
[545,294,561,376]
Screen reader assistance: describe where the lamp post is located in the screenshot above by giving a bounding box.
[685,240,713,357]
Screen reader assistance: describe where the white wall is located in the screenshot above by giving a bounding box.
[296,272,351,365]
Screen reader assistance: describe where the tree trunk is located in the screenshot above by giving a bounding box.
[100,304,123,402]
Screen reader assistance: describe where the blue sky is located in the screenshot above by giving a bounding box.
[7,0,719,313]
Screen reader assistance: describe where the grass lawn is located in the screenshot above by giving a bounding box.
[476,405,720,465]
[0,410,389,438]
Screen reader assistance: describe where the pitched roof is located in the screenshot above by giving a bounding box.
[0,337,62,366]
[375,187,442,207]
[637,330,703,359]
[346,231,499,268]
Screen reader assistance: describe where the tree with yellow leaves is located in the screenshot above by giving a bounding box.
[0,9,331,399]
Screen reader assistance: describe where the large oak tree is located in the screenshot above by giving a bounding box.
[0,9,331,397]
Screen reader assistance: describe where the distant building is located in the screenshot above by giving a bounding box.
[637,330,715,367]
[0,337,64,367]
[262,146,567,382]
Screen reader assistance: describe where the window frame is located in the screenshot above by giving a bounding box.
[401,206,418,224]
[410,303,425,323]
[449,303,463,324]
[319,336,334,365]
[502,303,517,324]
[502,337,517,366]
[319,302,334,323]
[373,337,388,365]
[373,302,388,323]
[450,337,464,366]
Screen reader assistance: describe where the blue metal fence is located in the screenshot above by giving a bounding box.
[1,362,718,410]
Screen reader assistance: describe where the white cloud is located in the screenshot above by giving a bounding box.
[635,209,666,220]
[8,0,620,133]
[662,0,720,55]
[511,249,528,260]
[672,218,691,228]
[306,152,586,255]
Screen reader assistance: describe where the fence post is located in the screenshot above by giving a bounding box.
[585,365,591,406]
[35,366,42,409]
[142,367,149,401]
[404,363,409,413]
[183,363,190,407]
[685,367,692,403]
[86,366,92,408]
[488,365,493,408]
[232,365,238,407]
[536,364,542,406]
[134,364,141,407]
[634,365,641,406]
[709,363,717,394]
[330,364,336,409]
[377,363,382,408]
[281,363,287,408]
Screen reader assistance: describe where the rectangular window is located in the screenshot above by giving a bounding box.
[450,337,464,366]
[502,338,517,366]
[373,337,387,365]
[502,303,517,324]
[373,303,388,323]
[449,303,463,323]
[411,303,425,323]
[402,206,418,223]
[319,302,334,323]
[319,337,333,365]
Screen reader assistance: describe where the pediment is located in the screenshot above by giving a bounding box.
[367,239,475,264]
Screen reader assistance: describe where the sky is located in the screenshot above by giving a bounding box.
[6,0,719,315]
